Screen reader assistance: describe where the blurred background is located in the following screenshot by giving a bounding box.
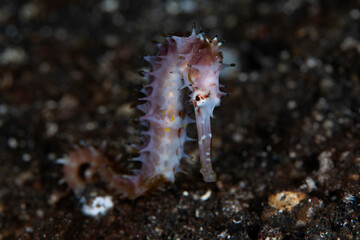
[1,0,360,239]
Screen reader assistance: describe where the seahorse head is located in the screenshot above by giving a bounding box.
[168,29,228,182]
[184,32,226,182]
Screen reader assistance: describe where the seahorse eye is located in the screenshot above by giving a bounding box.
[195,95,200,101]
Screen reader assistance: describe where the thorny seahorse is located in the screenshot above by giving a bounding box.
[62,27,230,199]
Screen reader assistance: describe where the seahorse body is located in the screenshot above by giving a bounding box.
[63,28,226,199]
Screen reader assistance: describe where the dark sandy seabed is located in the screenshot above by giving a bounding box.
[1,0,360,239]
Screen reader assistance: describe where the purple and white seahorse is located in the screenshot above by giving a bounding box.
[62,28,228,199]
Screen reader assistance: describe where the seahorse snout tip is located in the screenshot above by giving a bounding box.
[200,168,217,182]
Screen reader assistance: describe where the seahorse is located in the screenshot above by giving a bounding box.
[62,27,227,199]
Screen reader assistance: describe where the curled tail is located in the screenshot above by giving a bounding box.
[63,147,165,199]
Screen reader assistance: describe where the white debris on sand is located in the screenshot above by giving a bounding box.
[81,195,114,217]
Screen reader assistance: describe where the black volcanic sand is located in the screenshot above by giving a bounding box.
[1,0,360,239]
